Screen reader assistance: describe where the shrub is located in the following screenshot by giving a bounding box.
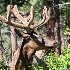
[45,45,70,70]
[0,60,9,70]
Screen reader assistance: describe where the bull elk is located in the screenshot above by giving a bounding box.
[0,5,57,70]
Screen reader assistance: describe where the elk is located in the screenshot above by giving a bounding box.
[0,5,57,70]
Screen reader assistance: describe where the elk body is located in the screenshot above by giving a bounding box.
[0,5,57,70]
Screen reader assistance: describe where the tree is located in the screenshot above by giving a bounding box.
[53,0,61,56]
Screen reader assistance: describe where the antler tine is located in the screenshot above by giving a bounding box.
[28,6,34,27]
[45,7,50,22]
[0,14,26,28]
[40,6,50,24]
[7,5,11,23]
[31,6,51,29]
[38,6,48,26]
[11,5,27,24]
[32,6,46,29]
[41,7,50,25]
[11,5,34,28]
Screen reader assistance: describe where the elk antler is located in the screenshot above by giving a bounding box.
[28,6,34,27]
[11,5,26,24]
[31,6,50,29]
[11,5,34,28]
[7,5,11,23]
[0,14,27,28]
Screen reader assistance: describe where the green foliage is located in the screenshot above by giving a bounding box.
[1,23,11,61]
[44,46,70,70]
[30,64,46,70]
[0,0,70,70]
[30,46,70,70]
[60,3,70,27]
[0,60,9,70]
[0,0,30,14]
[64,27,70,36]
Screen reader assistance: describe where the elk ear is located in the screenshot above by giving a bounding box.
[14,29,23,37]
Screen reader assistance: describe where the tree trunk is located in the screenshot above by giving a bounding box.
[10,13,17,56]
[0,47,2,61]
[54,0,61,56]
[0,25,2,61]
